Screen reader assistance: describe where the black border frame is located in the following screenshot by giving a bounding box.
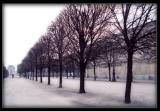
[1,0,159,110]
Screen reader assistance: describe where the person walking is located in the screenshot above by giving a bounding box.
[12,74,14,78]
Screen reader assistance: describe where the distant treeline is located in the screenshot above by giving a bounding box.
[3,66,9,79]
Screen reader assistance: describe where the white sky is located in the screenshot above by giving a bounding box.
[3,4,65,70]
[3,4,156,71]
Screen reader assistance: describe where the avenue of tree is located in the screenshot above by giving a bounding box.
[17,4,156,104]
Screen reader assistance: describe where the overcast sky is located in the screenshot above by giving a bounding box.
[3,4,65,69]
[3,4,156,71]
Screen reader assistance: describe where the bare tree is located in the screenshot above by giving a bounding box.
[21,56,31,79]
[36,38,46,83]
[41,32,55,85]
[31,43,41,81]
[28,50,35,80]
[3,65,9,78]
[63,4,115,93]
[88,43,102,80]
[48,14,70,88]
[101,41,111,81]
[111,4,156,103]
[98,36,114,81]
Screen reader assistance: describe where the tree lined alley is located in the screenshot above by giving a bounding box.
[17,4,156,104]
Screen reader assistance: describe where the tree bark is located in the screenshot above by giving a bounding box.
[36,65,38,81]
[79,33,86,93]
[47,42,51,85]
[35,57,38,81]
[79,62,86,93]
[25,72,27,79]
[93,60,96,81]
[40,68,43,83]
[108,63,111,81]
[32,71,34,80]
[48,65,50,85]
[73,71,75,79]
[59,54,63,88]
[27,72,29,79]
[125,49,133,104]
[31,72,32,80]
[112,68,116,82]
[66,70,68,79]
[112,52,116,82]
[73,64,75,79]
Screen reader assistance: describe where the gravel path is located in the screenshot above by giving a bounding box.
[3,76,157,108]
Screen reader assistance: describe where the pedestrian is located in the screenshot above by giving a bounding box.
[12,74,14,78]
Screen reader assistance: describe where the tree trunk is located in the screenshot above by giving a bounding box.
[93,60,96,81]
[73,69,75,79]
[108,63,111,81]
[36,66,38,81]
[47,44,50,85]
[35,57,38,81]
[112,52,116,82]
[125,50,133,104]
[30,72,31,80]
[66,70,68,79]
[112,68,116,82]
[48,65,50,85]
[79,62,86,93]
[27,72,29,79]
[24,72,28,78]
[40,68,43,83]
[31,72,32,80]
[32,72,34,80]
[72,62,75,79]
[32,71,34,80]
[79,33,86,93]
[59,54,63,88]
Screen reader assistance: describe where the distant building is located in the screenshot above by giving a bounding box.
[86,21,156,80]
[7,65,16,76]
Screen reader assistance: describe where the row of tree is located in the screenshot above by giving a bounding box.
[3,65,9,79]
[17,4,156,104]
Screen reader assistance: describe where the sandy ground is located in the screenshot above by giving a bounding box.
[3,76,157,108]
